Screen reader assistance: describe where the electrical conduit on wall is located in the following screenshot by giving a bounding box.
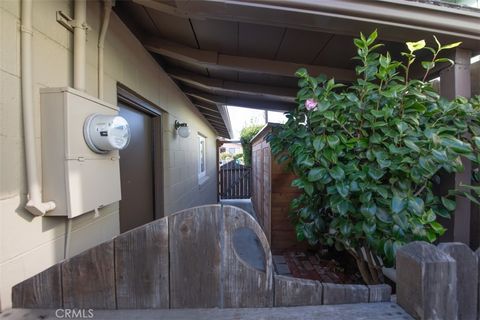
[65,0,89,259]
[21,0,56,216]
[98,0,113,99]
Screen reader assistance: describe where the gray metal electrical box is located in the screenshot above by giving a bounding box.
[40,87,122,218]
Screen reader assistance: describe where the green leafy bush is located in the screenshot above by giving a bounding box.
[220,152,233,161]
[268,31,480,284]
[240,124,263,166]
[233,152,244,161]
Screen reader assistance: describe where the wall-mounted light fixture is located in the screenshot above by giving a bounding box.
[174,120,190,138]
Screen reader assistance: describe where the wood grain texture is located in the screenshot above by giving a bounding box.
[323,283,369,305]
[62,241,116,309]
[115,218,169,309]
[274,275,323,307]
[397,242,457,320]
[262,146,271,243]
[222,205,273,308]
[12,264,63,308]
[169,205,222,308]
[250,124,305,252]
[368,285,391,303]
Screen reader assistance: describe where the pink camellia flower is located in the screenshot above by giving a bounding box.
[305,98,317,111]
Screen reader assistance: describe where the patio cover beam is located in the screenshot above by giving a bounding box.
[183,87,295,112]
[194,105,224,120]
[135,0,480,51]
[217,104,234,139]
[168,68,297,103]
[143,37,355,81]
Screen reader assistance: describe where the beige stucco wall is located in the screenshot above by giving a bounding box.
[472,60,479,97]
[0,0,218,310]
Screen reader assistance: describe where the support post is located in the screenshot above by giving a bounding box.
[396,241,457,319]
[438,243,478,320]
[439,48,472,245]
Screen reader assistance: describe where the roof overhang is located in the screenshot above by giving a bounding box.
[134,0,480,52]
[117,0,480,139]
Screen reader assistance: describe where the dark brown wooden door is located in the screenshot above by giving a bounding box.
[119,103,156,232]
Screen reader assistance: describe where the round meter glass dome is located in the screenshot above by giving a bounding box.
[83,114,131,154]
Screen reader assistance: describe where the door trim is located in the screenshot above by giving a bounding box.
[117,83,163,117]
[117,83,165,220]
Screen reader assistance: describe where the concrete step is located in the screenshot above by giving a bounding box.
[3,303,412,320]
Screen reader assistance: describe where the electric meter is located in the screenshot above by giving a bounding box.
[83,114,131,154]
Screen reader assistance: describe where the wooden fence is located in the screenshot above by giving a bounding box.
[219,161,252,199]
[12,204,391,310]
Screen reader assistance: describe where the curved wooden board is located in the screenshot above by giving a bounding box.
[221,205,273,308]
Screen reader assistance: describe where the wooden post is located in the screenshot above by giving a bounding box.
[439,48,472,245]
[397,241,457,319]
[438,243,478,320]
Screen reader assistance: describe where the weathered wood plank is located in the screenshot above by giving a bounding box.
[397,242,457,320]
[62,241,116,309]
[263,150,271,243]
[169,205,222,308]
[438,242,477,320]
[12,264,63,308]
[115,218,169,309]
[222,205,273,308]
[323,283,369,305]
[274,275,323,307]
[368,285,391,303]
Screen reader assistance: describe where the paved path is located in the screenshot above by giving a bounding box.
[2,303,412,320]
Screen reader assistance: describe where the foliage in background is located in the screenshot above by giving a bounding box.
[233,152,244,164]
[268,31,480,284]
[240,124,264,166]
[220,152,234,161]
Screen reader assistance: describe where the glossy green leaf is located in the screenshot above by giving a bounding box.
[441,196,456,211]
[324,111,335,121]
[392,195,406,213]
[440,136,472,154]
[408,197,424,216]
[406,40,426,53]
[404,139,420,152]
[327,135,340,148]
[430,221,446,235]
[360,203,377,218]
[329,166,345,180]
[308,168,326,182]
[368,166,385,180]
[313,136,325,152]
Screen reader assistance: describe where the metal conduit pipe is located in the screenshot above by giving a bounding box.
[74,0,87,91]
[66,0,89,257]
[98,0,113,99]
[21,0,56,216]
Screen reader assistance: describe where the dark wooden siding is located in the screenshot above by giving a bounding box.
[251,124,306,253]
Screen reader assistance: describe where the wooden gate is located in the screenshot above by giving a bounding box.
[219,161,252,199]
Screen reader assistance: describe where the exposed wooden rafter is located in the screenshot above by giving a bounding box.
[134,0,480,51]
[194,106,224,120]
[143,37,356,81]
[168,68,297,103]
[182,87,296,111]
